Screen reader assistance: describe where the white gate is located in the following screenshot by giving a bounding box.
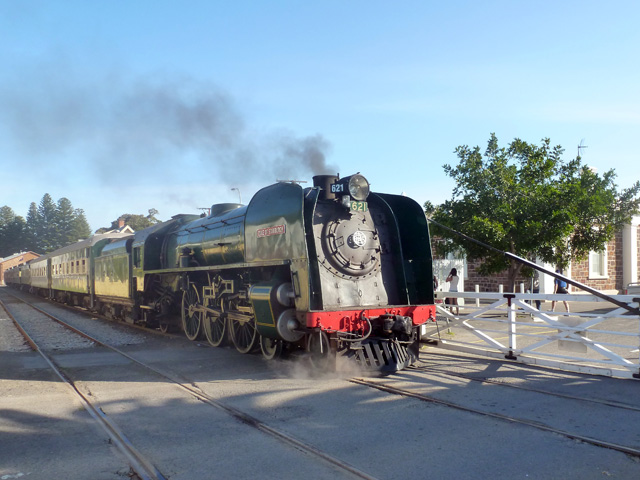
[426,291,640,380]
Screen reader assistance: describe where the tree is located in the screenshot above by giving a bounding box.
[18,195,92,253]
[55,197,76,246]
[0,206,27,257]
[95,209,160,234]
[53,198,91,245]
[24,202,39,252]
[36,193,58,252]
[428,134,640,291]
[71,209,92,241]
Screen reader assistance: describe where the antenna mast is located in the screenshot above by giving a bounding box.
[577,138,588,158]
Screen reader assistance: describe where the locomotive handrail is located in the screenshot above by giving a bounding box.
[143,259,293,275]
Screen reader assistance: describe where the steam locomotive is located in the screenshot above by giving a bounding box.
[6,174,436,372]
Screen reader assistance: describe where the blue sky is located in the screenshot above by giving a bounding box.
[1,1,639,231]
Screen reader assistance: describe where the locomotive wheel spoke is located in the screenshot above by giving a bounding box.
[203,311,227,347]
[229,313,258,354]
[181,285,202,341]
[260,336,284,360]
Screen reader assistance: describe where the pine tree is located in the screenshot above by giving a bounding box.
[36,194,58,253]
[55,197,77,247]
[71,208,92,241]
[0,206,26,257]
[25,202,40,252]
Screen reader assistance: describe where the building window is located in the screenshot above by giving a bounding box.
[589,248,607,279]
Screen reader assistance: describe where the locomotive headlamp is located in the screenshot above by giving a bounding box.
[347,174,370,201]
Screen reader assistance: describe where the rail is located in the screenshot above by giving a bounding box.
[425,291,640,380]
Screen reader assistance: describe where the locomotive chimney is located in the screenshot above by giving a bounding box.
[313,175,339,200]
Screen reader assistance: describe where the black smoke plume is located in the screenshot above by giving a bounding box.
[0,67,336,185]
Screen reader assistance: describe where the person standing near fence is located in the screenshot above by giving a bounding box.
[532,270,541,310]
[551,269,570,313]
[446,268,460,316]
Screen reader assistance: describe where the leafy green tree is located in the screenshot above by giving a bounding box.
[428,134,640,291]
[96,209,160,234]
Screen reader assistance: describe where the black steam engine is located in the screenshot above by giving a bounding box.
[7,173,436,373]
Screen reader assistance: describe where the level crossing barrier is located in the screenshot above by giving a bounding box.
[427,291,640,380]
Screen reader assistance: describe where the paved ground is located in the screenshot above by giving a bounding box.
[2,287,640,479]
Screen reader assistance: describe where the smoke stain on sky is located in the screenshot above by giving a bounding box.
[0,66,337,191]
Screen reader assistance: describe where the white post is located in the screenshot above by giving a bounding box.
[475,284,480,307]
[623,218,639,288]
[498,285,504,293]
[507,295,517,358]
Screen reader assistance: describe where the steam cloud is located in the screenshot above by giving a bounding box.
[0,68,336,185]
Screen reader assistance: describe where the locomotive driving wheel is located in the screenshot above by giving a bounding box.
[181,284,202,341]
[203,301,226,347]
[227,298,258,354]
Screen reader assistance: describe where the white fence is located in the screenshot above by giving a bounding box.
[426,291,640,380]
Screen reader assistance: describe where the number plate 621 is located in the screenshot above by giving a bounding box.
[350,201,368,212]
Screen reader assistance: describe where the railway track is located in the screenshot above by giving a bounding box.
[3,288,640,478]
[349,352,640,459]
[410,356,640,412]
[0,291,379,480]
[1,295,166,480]
[350,377,640,458]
